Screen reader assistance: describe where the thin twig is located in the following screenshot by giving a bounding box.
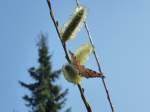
[77,84,92,112]
[46,0,92,112]
[47,0,70,63]
[75,0,115,112]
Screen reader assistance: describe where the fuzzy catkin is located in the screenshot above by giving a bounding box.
[75,43,93,65]
[61,6,87,42]
[62,64,83,84]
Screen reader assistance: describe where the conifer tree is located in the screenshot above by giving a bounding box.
[19,34,69,112]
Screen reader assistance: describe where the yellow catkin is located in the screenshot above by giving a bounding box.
[61,6,87,42]
[75,43,93,65]
[62,43,93,84]
[62,64,83,84]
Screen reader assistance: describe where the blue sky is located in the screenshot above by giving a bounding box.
[0,0,150,112]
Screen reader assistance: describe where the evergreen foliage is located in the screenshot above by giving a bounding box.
[19,34,69,112]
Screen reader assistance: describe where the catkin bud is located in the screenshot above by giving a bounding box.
[61,6,87,42]
[75,43,93,65]
[62,64,83,84]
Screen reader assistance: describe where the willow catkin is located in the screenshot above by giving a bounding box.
[62,64,83,84]
[74,43,93,65]
[62,43,93,84]
[61,6,87,42]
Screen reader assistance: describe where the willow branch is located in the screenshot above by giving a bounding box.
[77,84,92,112]
[75,0,115,112]
[46,0,92,112]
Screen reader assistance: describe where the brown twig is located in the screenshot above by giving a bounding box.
[46,0,92,112]
[77,84,92,112]
[75,0,115,112]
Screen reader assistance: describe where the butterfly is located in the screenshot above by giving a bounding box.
[69,51,104,78]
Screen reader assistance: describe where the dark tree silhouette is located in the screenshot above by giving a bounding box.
[19,34,69,112]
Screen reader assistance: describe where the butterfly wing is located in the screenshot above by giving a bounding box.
[69,51,103,78]
[80,67,103,78]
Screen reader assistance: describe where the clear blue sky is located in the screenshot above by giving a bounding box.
[0,0,150,112]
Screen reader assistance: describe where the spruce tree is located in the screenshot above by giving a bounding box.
[19,34,69,112]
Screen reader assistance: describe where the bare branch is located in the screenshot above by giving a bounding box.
[46,0,92,112]
[75,0,115,112]
[77,84,92,112]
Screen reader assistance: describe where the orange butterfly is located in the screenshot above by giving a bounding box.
[69,51,104,78]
